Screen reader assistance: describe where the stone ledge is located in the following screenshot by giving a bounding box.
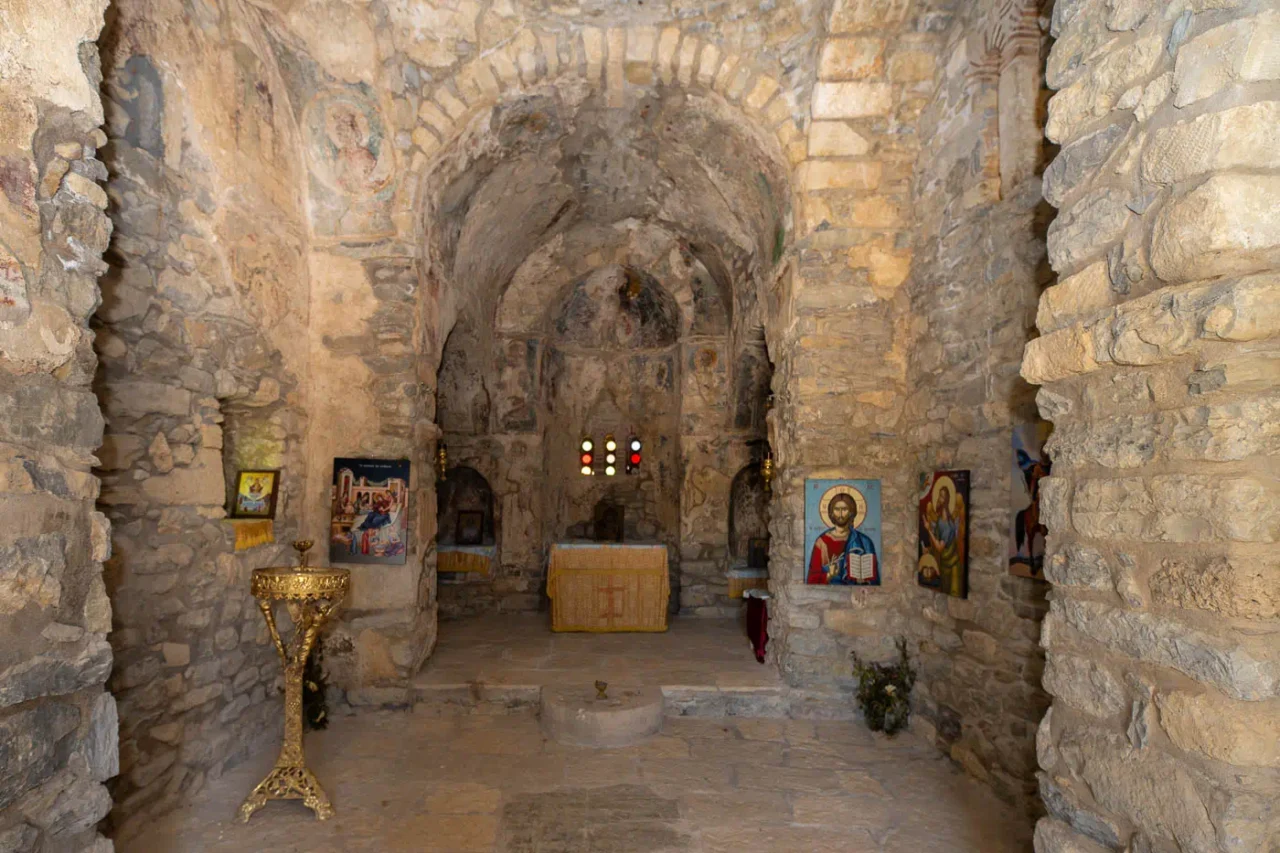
[394,680,854,721]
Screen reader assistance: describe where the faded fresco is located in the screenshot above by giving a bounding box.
[330,458,410,565]
[917,470,969,598]
[1009,423,1051,578]
[804,479,881,586]
[303,87,395,236]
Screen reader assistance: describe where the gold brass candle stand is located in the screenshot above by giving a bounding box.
[238,540,349,823]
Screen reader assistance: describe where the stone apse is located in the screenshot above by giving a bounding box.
[0,0,1277,850]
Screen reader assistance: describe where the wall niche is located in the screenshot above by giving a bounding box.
[436,465,499,595]
[437,466,496,547]
[728,462,770,566]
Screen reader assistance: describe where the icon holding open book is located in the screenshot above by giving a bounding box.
[805,480,881,586]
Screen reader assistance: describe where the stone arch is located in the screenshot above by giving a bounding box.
[400,25,803,193]
[401,25,799,341]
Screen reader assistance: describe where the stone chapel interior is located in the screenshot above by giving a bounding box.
[2,0,1278,850]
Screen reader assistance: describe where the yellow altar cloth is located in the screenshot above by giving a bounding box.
[547,544,670,632]
[438,546,493,575]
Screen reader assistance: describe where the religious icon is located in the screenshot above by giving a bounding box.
[230,470,280,519]
[1010,423,1052,578]
[804,479,881,586]
[455,511,484,546]
[917,470,969,598]
[593,501,625,543]
[330,458,410,565]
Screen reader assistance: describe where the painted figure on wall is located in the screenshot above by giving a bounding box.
[306,91,393,197]
[805,480,881,586]
[330,458,410,565]
[1010,423,1052,578]
[303,87,396,238]
[917,470,969,598]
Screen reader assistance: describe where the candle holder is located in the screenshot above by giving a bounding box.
[238,541,349,822]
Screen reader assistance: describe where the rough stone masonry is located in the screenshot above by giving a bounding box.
[0,1,117,851]
[1025,0,1280,850]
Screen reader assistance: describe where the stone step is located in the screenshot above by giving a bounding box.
[387,679,854,721]
[407,682,541,715]
[662,686,854,720]
[679,604,742,619]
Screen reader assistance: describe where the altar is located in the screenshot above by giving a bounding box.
[547,543,670,632]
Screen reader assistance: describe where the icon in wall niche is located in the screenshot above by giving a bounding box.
[230,470,281,519]
[1010,423,1053,578]
[455,510,484,546]
[805,479,881,586]
[330,458,410,565]
[917,470,969,598]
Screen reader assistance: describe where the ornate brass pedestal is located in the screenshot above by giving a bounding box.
[238,541,349,823]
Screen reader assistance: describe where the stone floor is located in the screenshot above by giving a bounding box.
[416,614,782,690]
[128,709,1033,852]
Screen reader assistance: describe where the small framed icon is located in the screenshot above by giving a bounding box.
[230,470,281,519]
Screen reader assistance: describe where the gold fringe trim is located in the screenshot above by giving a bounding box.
[233,520,275,551]
[438,550,491,575]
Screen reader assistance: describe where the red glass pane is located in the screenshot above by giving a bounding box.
[581,453,592,465]
[630,453,641,465]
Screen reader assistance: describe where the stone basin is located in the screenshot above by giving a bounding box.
[539,684,664,748]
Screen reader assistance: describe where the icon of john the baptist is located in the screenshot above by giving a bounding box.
[807,489,879,585]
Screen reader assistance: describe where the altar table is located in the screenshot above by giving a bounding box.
[547,543,670,632]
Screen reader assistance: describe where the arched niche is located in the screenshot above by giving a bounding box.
[551,265,680,351]
[729,463,770,567]
[436,321,491,436]
[436,466,496,547]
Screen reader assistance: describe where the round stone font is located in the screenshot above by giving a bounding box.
[539,685,664,748]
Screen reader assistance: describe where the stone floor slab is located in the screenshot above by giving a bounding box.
[125,708,1032,852]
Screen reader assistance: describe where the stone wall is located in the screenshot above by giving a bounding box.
[763,0,946,689]
[900,0,1054,811]
[0,1,116,851]
[1026,0,1280,850]
[94,0,313,838]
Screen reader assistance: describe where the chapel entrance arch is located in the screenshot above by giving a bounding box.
[409,39,795,667]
